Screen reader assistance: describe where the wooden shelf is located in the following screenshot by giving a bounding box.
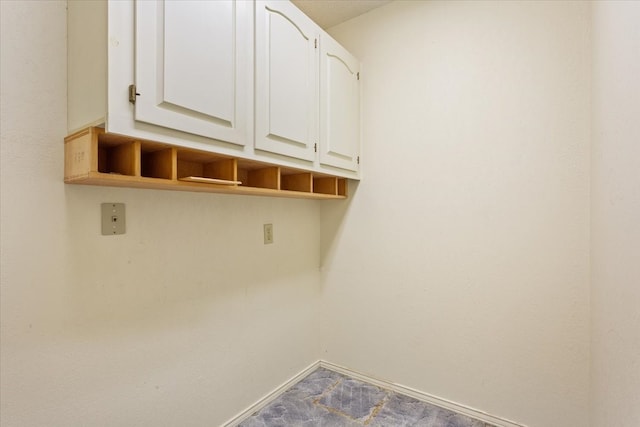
[64,127,348,200]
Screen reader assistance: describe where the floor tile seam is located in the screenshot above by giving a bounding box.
[311,377,366,425]
[312,377,343,404]
[313,379,392,425]
[362,391,391,426]
[314,401,365,424]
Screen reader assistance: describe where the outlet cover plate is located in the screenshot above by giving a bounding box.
[101,203,126,235]
[263,223,273,244]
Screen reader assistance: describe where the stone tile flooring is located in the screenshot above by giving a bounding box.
[238,368,495,427]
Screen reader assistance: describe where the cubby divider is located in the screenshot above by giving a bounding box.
[177,150,239,183]
[99,140,139,176]
[142,147,175,180]
[203,158,237,182]
[64,126,347,200]
[246,167,280,190]
[281,173,313,193]
[313,177,338,195]
[337,179,348,197]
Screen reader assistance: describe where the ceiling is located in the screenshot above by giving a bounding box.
[291,0,392,29]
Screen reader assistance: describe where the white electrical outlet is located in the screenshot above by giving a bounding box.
[101,203,126,235]
[263,223,274,244]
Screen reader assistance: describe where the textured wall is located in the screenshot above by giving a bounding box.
[591,2,640,426]
[6,2,638,427]
[0,2,321,425]
[322,2,591,426]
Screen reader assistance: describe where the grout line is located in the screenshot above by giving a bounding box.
[312,378,364,423]
[363,392,390,425]
[314,402,363,424]
[313,377,342,404]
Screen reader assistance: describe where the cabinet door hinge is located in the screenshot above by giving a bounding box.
[314,143,317,153]
[128,84,140,104]
[314,38,317,49]
[357,72,360,80]
[357,156,360,165]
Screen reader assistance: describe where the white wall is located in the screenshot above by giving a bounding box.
[322,2,591,426]
[0,2,321,426]
[591,2,640,426]
[5,2,638,427]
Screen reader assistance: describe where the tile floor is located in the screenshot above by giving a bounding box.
[239,368,496,427]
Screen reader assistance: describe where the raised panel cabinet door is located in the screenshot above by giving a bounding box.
[320,34,360,172]
[135,0,251,146]
[255,0,319,161]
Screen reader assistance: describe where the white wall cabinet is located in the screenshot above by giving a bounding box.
[67,0,360,181]
[135,0,251,147]
[320,34,361,172]
[255,0,319,161]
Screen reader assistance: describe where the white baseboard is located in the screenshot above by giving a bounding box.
[221,360,320,427]
[223,359,526,427]
[319,360,527,427]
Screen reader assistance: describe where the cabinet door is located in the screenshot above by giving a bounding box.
[255,0,318,161]
[135,0,251,146]
[320,34,360,172]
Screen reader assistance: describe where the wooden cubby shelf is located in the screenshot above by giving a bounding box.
[64,127,348,199]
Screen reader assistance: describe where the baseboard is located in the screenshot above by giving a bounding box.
[223,359,526,427]
[221,360,321,427]
[319,360,527,427]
